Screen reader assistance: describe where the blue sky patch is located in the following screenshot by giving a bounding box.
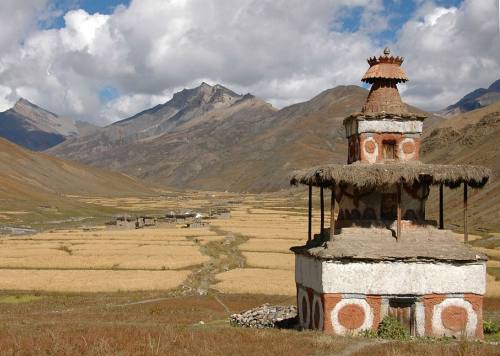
[40,0,130,29]
[99,86,120,103]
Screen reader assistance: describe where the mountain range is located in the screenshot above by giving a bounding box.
[440,78,500,116]
[48,82,437,192]
[47,83,360,191]
[1,79,499,230]
[422,100,500,231]
[0,98,98,151]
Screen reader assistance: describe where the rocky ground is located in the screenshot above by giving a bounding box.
[230,304,297,329]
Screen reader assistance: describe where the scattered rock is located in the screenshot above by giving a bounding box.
[230,304,298,329]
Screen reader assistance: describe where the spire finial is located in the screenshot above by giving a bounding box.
[383,47,391,56]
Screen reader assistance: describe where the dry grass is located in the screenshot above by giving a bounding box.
[0,293,357,356]
[0,292,497,355]
[214,268,295,295]
[488,260,500,268]
[486,274,500,298]
[0,255,206,270]
[352,340,499,356]
[192,235,226,245]
[0,226,218,273]
[23,228,219,241]
[243,252,295,270]
[474,247,500,259]
[239,239,298,253]
[0,269,190,292]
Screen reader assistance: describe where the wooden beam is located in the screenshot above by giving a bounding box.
[397,180,402,241]
[439,183,444,230]
[308,184,312,242]
[330,184,336,241]
[464,183,468,243]
[320,186,324,238]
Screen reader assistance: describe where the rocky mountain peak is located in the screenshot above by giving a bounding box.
[169,82,242,110]
[13,98,57,118]
[9,97,77,138]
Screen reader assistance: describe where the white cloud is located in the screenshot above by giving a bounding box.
[0,0,498,123]
[396,0,500,110]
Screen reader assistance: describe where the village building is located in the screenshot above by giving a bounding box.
[290,48,491,338]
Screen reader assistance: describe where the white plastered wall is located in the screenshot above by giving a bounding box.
[345,119,423,137]
[295,255,486,295]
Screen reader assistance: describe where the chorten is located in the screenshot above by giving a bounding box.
[290,49,491,338]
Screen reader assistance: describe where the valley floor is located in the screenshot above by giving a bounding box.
[0,191,499,354]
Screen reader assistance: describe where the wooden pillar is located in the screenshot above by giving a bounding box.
[308,184,312,242]
[439,183,444,230]
[396,180,402,241]
[320,186,324,238]
[464,183,468,243]
[330,184,336,241]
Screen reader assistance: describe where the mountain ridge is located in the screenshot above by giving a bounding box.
[49,83,370,191]
[0,98,78,151]
[441,78,500,116]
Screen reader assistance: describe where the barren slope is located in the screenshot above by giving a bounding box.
[0,138,154,223]
[49,84,436,192]
[422,106,500,231]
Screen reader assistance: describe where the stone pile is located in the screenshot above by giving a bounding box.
[230,304,297,329]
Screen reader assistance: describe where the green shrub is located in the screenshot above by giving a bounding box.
[377,316,410,340]
[359,329,377,338]
[483,320,500,334]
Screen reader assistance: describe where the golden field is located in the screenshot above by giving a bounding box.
[0,191,499,300]
[0,269,190,293]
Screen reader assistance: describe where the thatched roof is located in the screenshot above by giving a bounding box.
[289,162,492,189]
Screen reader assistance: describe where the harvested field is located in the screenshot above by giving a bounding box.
[214,268,295,295]
[0,235,209,271]
[486,274,500,297]
[488,260,500,268]
[243,252,295,270]
[475,247,500,259]
[0,270,189,292]
[0,226,217,275]
[239,239,298,253]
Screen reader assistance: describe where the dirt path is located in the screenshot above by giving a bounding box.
[180,224,248,296]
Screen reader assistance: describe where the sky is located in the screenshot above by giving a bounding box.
[0,0,499,124]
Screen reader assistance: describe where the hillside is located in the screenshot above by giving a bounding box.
[421,103,500,231]
[441,78,500,116]
[49,84,365,191]
[0,137,154,226]
[51,83,436,192]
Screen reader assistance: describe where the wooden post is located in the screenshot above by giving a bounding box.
[397,180,402,241]
[330,184,336,241]
[439,183,444,230]
[464,183,468,243]
[308,184,312,242]
[320,186,324,238]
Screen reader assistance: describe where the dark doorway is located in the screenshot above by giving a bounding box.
[388,298,416,336]
[381,193,397,220]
